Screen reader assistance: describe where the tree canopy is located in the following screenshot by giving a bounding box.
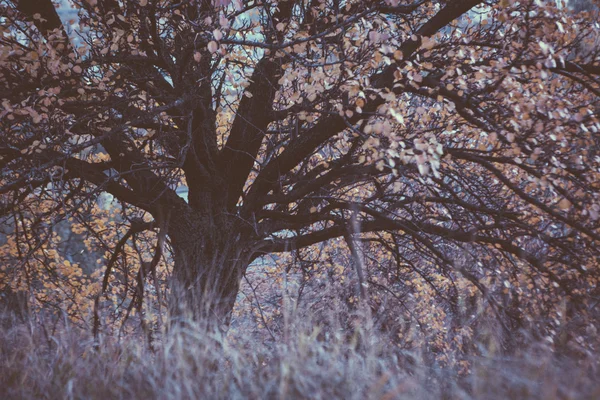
[1,0,599,341]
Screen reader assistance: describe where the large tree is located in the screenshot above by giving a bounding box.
[1,0,599,330]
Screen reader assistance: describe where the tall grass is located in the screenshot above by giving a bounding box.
[1,305,599,400]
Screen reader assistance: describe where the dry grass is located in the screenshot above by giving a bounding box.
[1,307,599,400]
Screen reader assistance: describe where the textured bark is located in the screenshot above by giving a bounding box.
[166,207,248,327]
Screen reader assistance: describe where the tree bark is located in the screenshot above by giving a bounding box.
[166,206,249,328]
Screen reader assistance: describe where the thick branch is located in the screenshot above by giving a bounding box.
[245,0,483,213]
[372,0,483,88]
[16,0,69,46]
[218,58,283,210]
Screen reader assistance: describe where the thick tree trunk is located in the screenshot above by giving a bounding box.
[166,207,249,328]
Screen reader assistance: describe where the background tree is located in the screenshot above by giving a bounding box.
[1,0,599,336]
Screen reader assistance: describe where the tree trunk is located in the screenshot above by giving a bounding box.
[166,207,249,328]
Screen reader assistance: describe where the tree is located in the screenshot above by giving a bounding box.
[1,0,599,332]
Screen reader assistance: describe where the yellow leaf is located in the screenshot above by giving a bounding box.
[558,199,571,210]
[207,41,218,53]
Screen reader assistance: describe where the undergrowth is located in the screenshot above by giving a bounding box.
[1,308,598,400]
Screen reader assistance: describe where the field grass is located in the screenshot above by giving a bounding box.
[1,307,599,400]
